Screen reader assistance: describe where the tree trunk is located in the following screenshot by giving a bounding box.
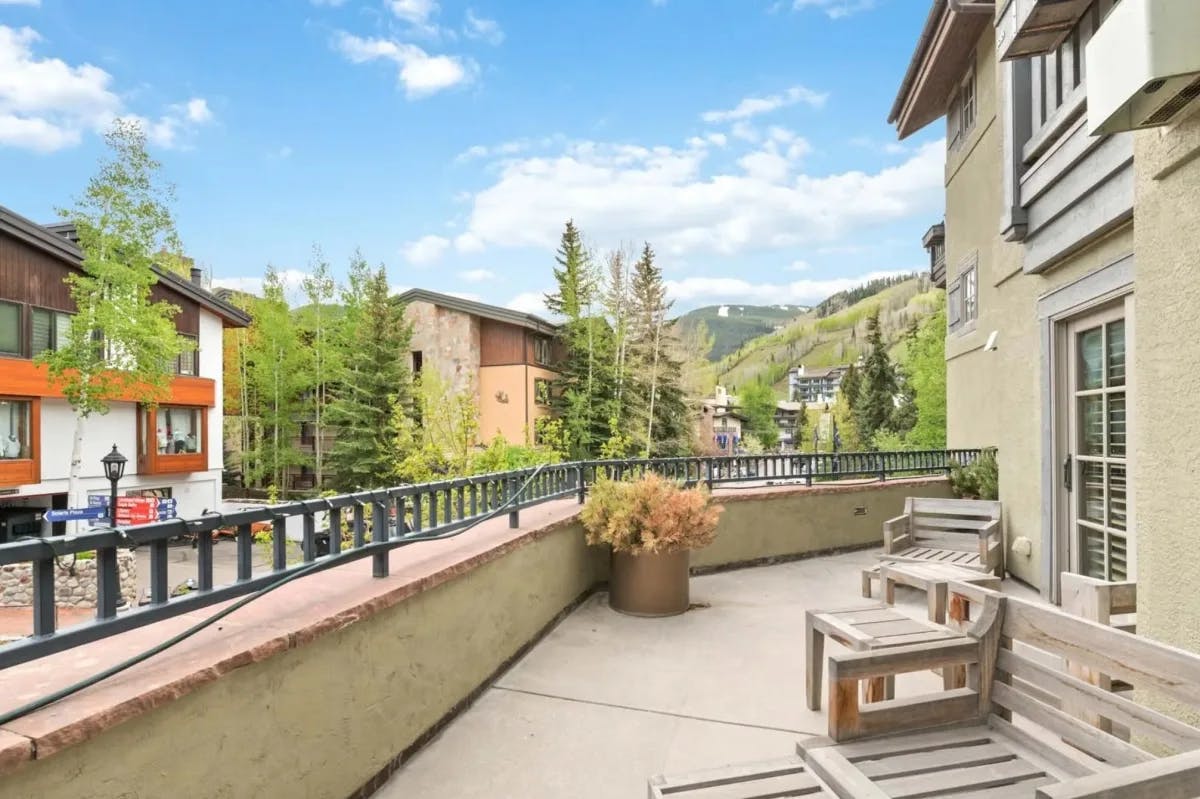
[645,313,663,458]
[67,411,88,535]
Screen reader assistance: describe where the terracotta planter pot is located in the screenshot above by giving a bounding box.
[609,549,690,617]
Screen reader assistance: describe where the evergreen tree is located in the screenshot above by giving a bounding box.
[838,363,862,410]
[326,263,413,491]
[627,243,689,456]
[544,221,613,457]
[853,310,899,447]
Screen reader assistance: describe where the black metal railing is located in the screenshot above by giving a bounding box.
[0,449,979,669]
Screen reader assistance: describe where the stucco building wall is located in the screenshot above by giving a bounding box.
[1132,113,1200,658]
[942,24,1134,589]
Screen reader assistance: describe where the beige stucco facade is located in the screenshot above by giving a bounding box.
[1132,114,1200,657]
[477,364,557,444]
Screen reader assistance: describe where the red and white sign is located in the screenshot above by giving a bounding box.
[114,496,159,526]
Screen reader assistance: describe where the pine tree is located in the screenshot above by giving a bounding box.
[326,262,413,491]
[839,363,862,412]
[627,243,689,456]
[544,221,613,457]
[853,310,899,447]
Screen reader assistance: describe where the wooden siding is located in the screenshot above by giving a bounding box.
[479,318,527,366]
[0,359,216,407]
[0,232,75,311]
[0,230,201,336]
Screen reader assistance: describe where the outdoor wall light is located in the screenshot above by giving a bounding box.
[984,330,999,352]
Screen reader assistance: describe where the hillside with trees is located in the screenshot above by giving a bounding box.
[675,304,809,361]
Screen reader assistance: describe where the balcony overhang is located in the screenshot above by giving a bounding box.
[997,0,1092,61]
[889,1,992,140]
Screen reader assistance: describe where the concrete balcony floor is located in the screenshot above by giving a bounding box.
[377,550,1038,798]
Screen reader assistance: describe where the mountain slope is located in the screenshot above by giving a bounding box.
[676,304,809,361]
[684,276,939,397]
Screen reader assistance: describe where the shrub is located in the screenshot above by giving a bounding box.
[580,472,723,555]
[950,447,998,500]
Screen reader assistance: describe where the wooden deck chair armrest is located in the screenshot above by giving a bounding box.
[976,518,1002,542]
[827,640,982,742]
[828,638,980,681]
[1035,748,1200,798]
[883,514,910,552]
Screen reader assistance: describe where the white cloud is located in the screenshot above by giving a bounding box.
[269,145,293,160]
[463,9,504,45]
[459,268,495,282]
[443,134,944,260]
[787,260,810,272]
[701,85,828,124]
[0,26,212,152]
[730,121,759,143]
[387,0,442,36]
[403,234,451,265]
[453,134,564,163]
[507,291,551,316]
[665,270,910,306]
[849,135,907,155]
[791,0,877,19]
[333,31,476,98]
[184,97,212,123]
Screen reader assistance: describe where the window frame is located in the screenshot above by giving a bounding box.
[30,306,73,358]
[176,334,198,376]
[532,336,552,366]
[947,64,977,153]
[138,404,208,475]
[0,396,40,487]
[534,377,552,407]
[947,253,979,335]
[0,300,23,357]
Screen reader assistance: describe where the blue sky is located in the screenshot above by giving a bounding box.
[0,0,945,313]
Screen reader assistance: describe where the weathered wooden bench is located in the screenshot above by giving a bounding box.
[1060,573,1138,740]
[882,497,1004,577]
[646,754,837,797]
[797,581,1200,798]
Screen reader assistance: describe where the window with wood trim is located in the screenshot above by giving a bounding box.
[176,334,198,376]
[0,396,39,486]
[0,301,21,356]
[31,308,72,357]
[139,404,207,475]
[532,336,552,366]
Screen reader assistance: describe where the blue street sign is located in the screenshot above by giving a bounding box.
[158,499,177,509]
[45,507,109,523]
[88,495,108,508]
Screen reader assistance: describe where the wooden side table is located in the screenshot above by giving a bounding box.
[878,562,1002,625]
[805,604,964,711]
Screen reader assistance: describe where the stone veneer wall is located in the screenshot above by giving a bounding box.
[0,550,137,608]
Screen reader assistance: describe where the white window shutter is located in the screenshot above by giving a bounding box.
[947,278,962,331]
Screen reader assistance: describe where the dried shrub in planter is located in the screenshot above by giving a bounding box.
[581,472,723,555]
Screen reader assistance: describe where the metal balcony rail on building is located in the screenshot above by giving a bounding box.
[0,449,980,669]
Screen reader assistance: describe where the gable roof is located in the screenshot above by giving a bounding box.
[888,0,991,139]
[0,204,250,328]
[395,287,559,335]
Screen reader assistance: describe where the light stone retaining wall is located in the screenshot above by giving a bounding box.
[0,550,138,608]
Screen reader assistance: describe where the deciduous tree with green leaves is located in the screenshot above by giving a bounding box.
[300,246,337,488]
[737,380,779,449]
[42,120,190,511]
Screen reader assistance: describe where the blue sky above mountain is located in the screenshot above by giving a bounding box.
[0,0,944,313]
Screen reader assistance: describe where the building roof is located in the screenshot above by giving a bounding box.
[887,1,991,139]
[791,365,848,379]
[0,204,251,328]
[395,287,559,334]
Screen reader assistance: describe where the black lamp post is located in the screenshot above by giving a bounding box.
[101,444,127,523]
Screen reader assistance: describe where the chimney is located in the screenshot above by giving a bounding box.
[189,266,203,287]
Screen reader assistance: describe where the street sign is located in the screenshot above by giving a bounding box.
[45,507,108,523]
